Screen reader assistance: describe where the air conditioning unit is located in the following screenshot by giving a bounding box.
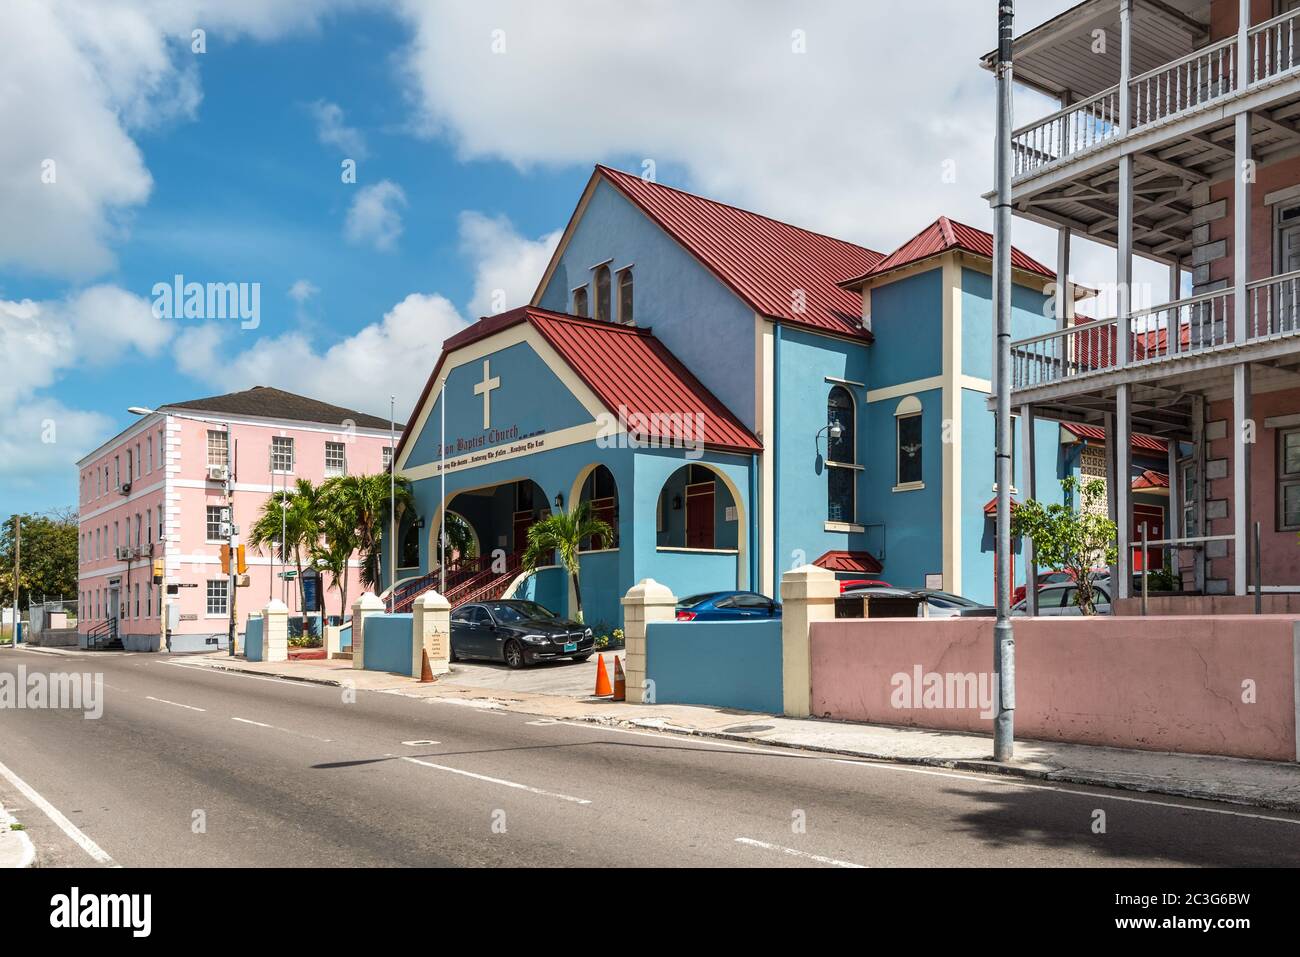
[207,465,229,482]
[118,481,131,495]
[115,546,132,560]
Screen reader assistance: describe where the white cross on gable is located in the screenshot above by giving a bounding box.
[473,358,501,429]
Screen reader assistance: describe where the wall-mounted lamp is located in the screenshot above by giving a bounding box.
[671,494,683,511]
[816,421,844,458]
[553,492,564,510]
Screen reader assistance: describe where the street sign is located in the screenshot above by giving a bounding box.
[278,570,298,580]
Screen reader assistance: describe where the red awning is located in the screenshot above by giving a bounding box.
[814,549,883,575]
[982,496,1020,516]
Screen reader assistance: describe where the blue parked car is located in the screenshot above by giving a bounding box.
[675,591,781,621]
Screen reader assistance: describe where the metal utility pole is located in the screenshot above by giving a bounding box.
[992,0,1017,762]
[227,423,238,657]
[439,377,447,595]
[389,394,397,612]
[10,515,19,647]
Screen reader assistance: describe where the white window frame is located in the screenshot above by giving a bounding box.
[325,441,347,477]
[206,579,229,617]
[616,266,634,325]
[271,435,295,474]
[205,505,224,543]
[894,395,925,492]
[207,429,229,468]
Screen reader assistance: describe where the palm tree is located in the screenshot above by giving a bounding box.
[248,478,323,611]
[310,512,358,623]
[520,502,612,623]
[441,511,479,569]
[319,473,414,591]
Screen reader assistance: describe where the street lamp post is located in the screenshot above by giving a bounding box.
[9,514,19,647]
[992,0,1018,762]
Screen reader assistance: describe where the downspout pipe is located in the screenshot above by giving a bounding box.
[773,323,783,596]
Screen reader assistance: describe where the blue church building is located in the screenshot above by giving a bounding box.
[388,166,1086,630]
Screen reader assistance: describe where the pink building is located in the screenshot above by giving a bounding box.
[76,387,397,652]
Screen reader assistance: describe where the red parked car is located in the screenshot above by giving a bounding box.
[1011,568,1107,605]
[839,578,891,593]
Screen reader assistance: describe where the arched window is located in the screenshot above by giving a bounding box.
[572,285,589,317]
[827,387,855,522]
[578,465,619,550]
[400,518,421,569]
[593,264,612,322]
[895,395,924,488]
[617,267,634,324]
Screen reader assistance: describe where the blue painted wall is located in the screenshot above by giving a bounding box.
[362,613,413,675]
[244,615,264,662]
[774,326,871,586]
[859,387,944,589]
[867,269,943,389]
[645,618,783,713]
[960,268,1057,381]
[535,179,759,429]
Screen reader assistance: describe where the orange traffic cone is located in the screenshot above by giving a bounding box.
[612,655,626,701]
[593,653,613,697]
[419,648,435,684]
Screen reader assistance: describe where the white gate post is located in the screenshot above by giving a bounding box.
[781,564,839,718]
[412,590,451,677]
[620,579,677,704]
[262,599,289,663]
[351,592,385,670]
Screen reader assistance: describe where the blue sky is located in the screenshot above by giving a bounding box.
[3,0,1148,518]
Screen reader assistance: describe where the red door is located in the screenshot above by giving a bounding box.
[513,509,536,555]
[1132,505,1164,572]
[685,483,715,549]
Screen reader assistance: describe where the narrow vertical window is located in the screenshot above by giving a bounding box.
[1278,429,1300,531]
[617,267,634,324]
[593,264,611,322]
[895,396,924,489]
[572,286,589,318]
[826,386,855,522]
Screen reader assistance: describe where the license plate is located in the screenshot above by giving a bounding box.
[563,642,577,652]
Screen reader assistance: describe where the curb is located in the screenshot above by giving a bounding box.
[0,803,36,869]
[563,714,1300,814]
[185,660,346,688]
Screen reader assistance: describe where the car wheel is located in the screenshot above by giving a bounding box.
[503,639,524,669]
[571,653,592,663]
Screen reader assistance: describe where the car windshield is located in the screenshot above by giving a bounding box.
[484,601,555,623]
[923,591,982,608]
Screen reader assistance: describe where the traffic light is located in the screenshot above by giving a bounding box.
[220,544,231,574]
[236,544,247,574]
[152,558,164,585]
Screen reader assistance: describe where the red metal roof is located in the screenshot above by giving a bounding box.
[595,166,883,340]
[527,309,761,454]
[841,216,1055,286]
[1060,421,1169,453]
[813,549,883,575]
[394,307,761,463]
[1132,469,1170,490]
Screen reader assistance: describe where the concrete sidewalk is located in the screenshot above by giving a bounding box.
[0,802,35,869]
[175,652,1300,813]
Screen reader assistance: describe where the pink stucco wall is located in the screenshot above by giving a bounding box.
[810,615,1299,762]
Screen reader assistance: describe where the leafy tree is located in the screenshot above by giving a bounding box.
[520,502,612,623]
[1010,476,1117,615]
[439,511,478,569]
[248,478,322,610]
[318,473,414,591]
[310,511,358,622]
[0,509,78,609]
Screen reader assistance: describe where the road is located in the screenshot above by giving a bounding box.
[2,645,1299,868]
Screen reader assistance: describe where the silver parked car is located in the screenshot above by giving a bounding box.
[840,586,993,618]
[1012,582,1112,616]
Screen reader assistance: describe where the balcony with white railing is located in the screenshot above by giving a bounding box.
[1010,7,1300,184]
[1010,271,1300,393]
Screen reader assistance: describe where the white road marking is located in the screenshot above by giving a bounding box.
[0,758,116,866]
[401,756,591,805]
[735,837,865,868]
[546,720,800,757]
[401,740,441,746]
[231,716,333,742]
[830,759,1300,824]
[145,696,206,712]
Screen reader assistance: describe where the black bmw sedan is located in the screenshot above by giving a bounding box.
[449,600,595,668]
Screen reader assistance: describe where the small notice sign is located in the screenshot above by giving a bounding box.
[924,573,943,590]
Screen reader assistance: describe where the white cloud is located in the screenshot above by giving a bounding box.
[345,179,407,252]
[391,0,1168,300]
[289,278,321,303]
[174,292,467,421]
[0,398,111,484]
[0,0,367,279]
[308,99,368,158]
[459,211,561,319]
